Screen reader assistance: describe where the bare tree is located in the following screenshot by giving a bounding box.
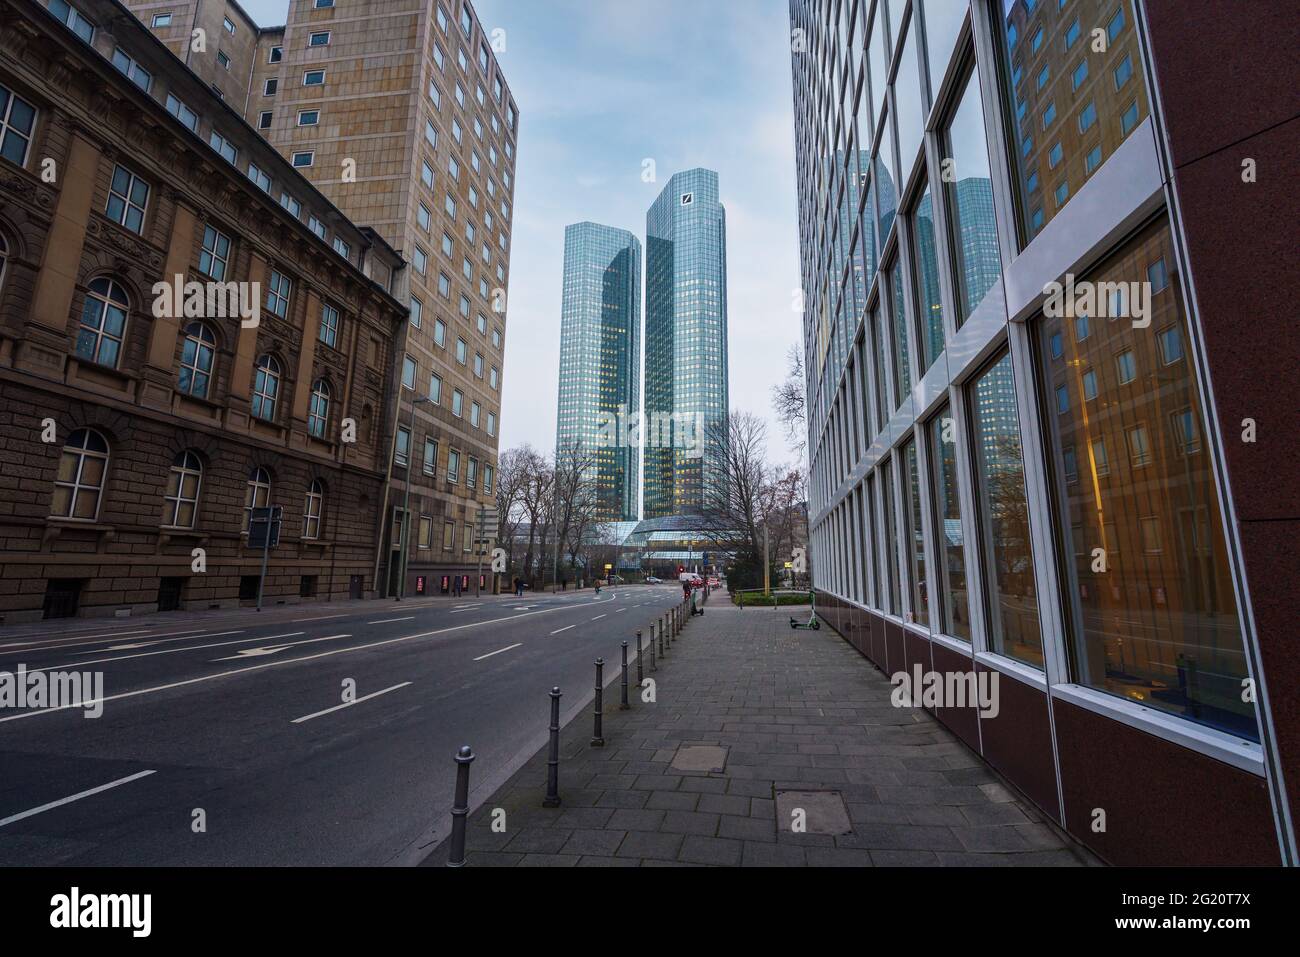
[700,410,771,571]
[495,446,531,572]
[770,343,807,458]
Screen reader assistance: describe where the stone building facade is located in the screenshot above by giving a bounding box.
[0,0,408,622]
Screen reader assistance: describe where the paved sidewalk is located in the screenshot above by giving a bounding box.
[423,599,1092,867]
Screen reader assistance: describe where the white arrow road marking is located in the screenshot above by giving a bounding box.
[549,624,576,635]
[0,626,228,655]
[0,770,157,828]
[368,617,416,625]
[26,634,303,675]
[291,682,411,724]
[211,634,348,662]
[473,643,522,662]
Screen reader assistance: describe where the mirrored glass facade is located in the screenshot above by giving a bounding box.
[556,222,642,522]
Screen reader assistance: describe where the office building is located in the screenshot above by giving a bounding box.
[556,222,641,523]
[643,168,729,518]
[789,0,1296,864]
[128,0,520,596]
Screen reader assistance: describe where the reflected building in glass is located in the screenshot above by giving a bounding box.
[556,223,642,523]
[789,0,1294,865]
[643,168,729,518]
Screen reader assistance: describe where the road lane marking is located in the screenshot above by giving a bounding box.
[0,770,157,828]
[0,626,226,655]
[25,634,302,675]
[291,613,348,623]
[291,683,411,724]
[0,603,638,724]
[210,634,349,662]
[615,608,627,613]
[367,617,416,625]
[591,614,606,621]
[549,625,576,635]
[473,643,522,661]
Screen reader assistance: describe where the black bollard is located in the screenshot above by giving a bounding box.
[649,627,657,671]
[543,687,562,807]
[591,659,606,746]
[620,641,630,710]
[447,745,474,867]
[635,630,644,685]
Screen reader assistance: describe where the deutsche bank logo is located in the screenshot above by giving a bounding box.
[680,192,694,206]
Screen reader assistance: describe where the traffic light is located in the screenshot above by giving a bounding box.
[677,565,684,574]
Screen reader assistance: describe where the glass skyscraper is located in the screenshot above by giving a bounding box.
[556,223,642,522]
[643,168,729,518]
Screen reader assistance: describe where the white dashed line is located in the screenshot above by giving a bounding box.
[591,614,606,621]
[549,625,576,635]
[473,643,522,661]
[368,617,416,625]
[0,770,157,828]
[292,614,348,623]
[291,682,412,724]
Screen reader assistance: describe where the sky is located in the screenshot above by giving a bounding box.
[241,0,805,467]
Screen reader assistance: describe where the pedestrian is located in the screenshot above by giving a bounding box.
[682,578,691,602]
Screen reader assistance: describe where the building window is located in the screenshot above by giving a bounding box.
[429,373,442,403]
[163,451,203,529]
[303,70,325,86]
[402,355,417,389]
[418,204,431,230]
[903,440,928,627]
[886,257,910,409]
[292,151,314,168]
[1158,326,1184,365]
[76,278,128,367]
[298,110,320,126]
[487,411,496,436]
[269,45,282,63]
[421,161,434,188]
[252,355,281,420]
[443,521,455,550]
[909,181,944,374]
[265,270,291,317]
[470,402,480,428]
[247,163,271,192]
[303,480,324,539]
[50,0,95,43]
[995,0,1149,245]
[451,390,463,417]
[418,516,432,549]
[466,456,478,489]
[243,467,271,532]
[178,321,216,398]
[969,350,1042,667]
[105,165,149,234]
[209,130,238,164]
[307,379,330,438]
[928,409,970,639]
[423,438,439,476]
[309,216,326,240]
[880,459,901,615]
[217,50,231,71]
[0,84,37,165]
[434,319,446,346]
[943,68,1000,325]
[395,427,411,467]
[447,449,460,483]
[409,296,422,329]
[455,337,467,364]
[152,13,172,27]
[413,245,428,274]
[319,303,340,348]
[111,48,152,92]
[51,428,109,520]
[333,237,350,260]
[264,78,278,96]
[259,111,273,130]
[310,31,330,46]
[1116,349,1137,384]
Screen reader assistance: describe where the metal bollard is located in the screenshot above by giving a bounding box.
[591,659,606,746]
[649,628,657,671]
[620,641,630,710]
[447,745,474,867]
[635,630,644,685]
[543,687,562,807]
[656,620,664,657]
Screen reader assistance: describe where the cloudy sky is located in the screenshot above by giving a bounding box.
[242,0,805,467]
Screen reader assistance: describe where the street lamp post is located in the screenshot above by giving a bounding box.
[396,393,430,601]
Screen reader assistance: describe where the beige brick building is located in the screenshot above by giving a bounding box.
[125,0,520,596]
[0,0,408,621]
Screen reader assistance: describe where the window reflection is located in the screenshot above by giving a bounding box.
[929,409,971,640]
[888,257,911,408]
[910,180,945,372]
[970,350,1042,666]
[994,0,1150,243]
[943,68,1001,324]
[1037,219,1254,740]
[881,457,902,615]
[904,439,929,626]
[893,15,925,180]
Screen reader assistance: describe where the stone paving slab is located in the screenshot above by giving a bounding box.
[423,600,1094,867]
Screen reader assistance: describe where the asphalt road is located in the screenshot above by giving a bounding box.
[0,585,688,865]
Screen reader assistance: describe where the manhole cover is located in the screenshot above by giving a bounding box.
[670,745,728,773]
[775,790,853,835]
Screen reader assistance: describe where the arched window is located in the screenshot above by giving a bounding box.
[178,322,216,399]
[243,466,271,532]
[76,278,129,367]
[251,354,280,421]
[307,379,330,438]
[163,450,203,529]
[303,479,324,539]
[51,428,109,520]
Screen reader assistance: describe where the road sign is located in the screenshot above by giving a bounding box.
[248,506,282,549]
[477,505,499,540]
